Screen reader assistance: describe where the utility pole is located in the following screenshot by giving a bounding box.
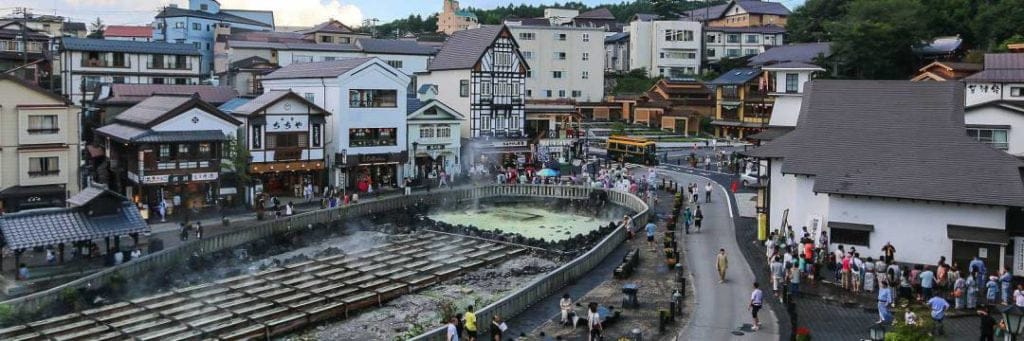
[15,7,30,69]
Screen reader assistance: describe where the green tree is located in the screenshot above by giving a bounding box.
[650,0,682,18]
[826,0,930,79]
[971,0,1024,50]
[223,135,251,188]
[785,0,851,43]
[87,17,105,39]
[610,122,627,136]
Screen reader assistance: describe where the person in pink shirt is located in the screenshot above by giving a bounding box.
[842,255,853,290]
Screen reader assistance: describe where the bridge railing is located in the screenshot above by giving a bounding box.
[409,186,650,340]
[1,185,645,316]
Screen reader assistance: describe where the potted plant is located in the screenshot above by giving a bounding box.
[795,326,811,341]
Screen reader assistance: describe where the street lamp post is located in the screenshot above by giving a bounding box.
[411,142,419,179]
[868,323,886,341]
[1002,305,1024,341]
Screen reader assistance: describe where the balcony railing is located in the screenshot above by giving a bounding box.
[0,40,43,53]
[155,160,213,170]
[147,62,192,70]
[81,59,131,68]
[27,128,60,135]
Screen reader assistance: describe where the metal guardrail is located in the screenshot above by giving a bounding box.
[410,187,649,340]
[0,185,647,319]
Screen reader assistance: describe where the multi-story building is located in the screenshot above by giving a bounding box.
[104,26,154,42]
[261,57,411,191]
[59,37,202,106]
[571,8,619,31]
[628,20,703,78]
[605,31,630,73]
[3,14,86,38]
[418,25,530,167]
[646,79,716,135]
[95,95,241,214]
[224,90,330,197]
[406,89,464,180]
[505,23,604,103]
[0,75,81,213]
[436,0,479,35]
[0,21,51,84]
[682,0,791,27]
[152,0,275,74]
[708,67,770,138]
[705,25,785,62]
[89,84,238,144]
[214,20,434,81]
[962,53,1024,157]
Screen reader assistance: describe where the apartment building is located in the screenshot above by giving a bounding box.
[506,24,604,102]
[152,0,275,74]
[628,20,703,78]
[436,0,480,35]
[59,37,202,106]
[705,26,785,62]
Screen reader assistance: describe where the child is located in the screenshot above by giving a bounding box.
[987,276,1000,305]
[904,309,918,326]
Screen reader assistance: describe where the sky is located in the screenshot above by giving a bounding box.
[2,0,805,28]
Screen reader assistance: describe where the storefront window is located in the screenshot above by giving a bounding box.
[349,128,397,147]
[349,89,397,108]
[178,144,190,160]
[266,133,308,149]
[198,143,211,159]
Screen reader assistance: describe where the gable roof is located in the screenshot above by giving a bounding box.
[0,74,68,104]
[263,57,376,80]
[114,95,241,127]
[96,84,238,105]
[965,53,1024,82]
[0,202,147,250]
[63,22,87,32]
[356,38,438,55]
[428,25,523,71]
[705,25,786,34]
[155,6,272,27]
[230,90,329,116]
[62,37,200,55]
[983,53,1024,69]
[709,68,762,85]
[684,0,791,20]
[632,13,661,22]
[103,25,153,38]
[299,20,358,34]
[748,42,831,66]
[748,80,1024,207]
[575,8,615,20]
[229,55,276,69]
[408,98,465,120]
[919,61,983,72]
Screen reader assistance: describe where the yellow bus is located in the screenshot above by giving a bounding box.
[605,136,658,165]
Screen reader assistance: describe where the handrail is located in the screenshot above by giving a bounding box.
[0,185,647,320]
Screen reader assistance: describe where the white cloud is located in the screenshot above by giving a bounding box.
[218,0,363,28]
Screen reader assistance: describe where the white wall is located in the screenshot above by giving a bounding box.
[337,66,409,156]
[705,32,784,61]
[260,78,341,156]
[965,82,1024,106]
[62,50,201,105]
[768,160,830,240]
[509,25,605,102]
[828,195,1006,265]
[965,105,1024,156]
[765,69,816,127]
[418,70,472,138]
[628,20,702,77]
[153,107,238,138]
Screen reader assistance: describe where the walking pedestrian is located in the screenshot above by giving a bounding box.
[446,317,459,341]
[928,292,950,336]
[770,256,784,296]
[490,315,504,341]
[691,184,698,203]
[704,182,712,203]
[645,220,657,251]
[749,282,764,331]
[694,206,703,232]
[587,303,602,341]
[180,223,190,241]
[787,262,800,296]
[717,248,729,283]
[682,206,692,234]
[559,293,573,325]
[878,281,893,323]
[464,305,477,341]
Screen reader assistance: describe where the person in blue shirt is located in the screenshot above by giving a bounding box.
[682,207,693,234]
[927,294,950,336]
[877,281,893,323]
[645,221,657,251]
[986,276,999,305]
[919,267,936,299]
[1000,268,1013,305]
[969,257,987,287]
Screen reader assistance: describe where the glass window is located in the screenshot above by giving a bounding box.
[745,48,759,56]
[481,81,492,96]
[726,49,740,57]
[554,52,566,60]
[582,52,589,61]
[437,124,451,138]
[460,80,469,97]
[82,76,100,91]
[192,23,200,30]
[349,89,397,108]
[420,125,434,138]
[304,93,315,102]
[494,52,512,66]
[557,33,566,41]
[785,73,799,93]
[519,32,535,40]
[706,34,716,43]
[178,144,190,159]
[321,35,333,43]
[522,51,533,60]
[746,35,758,43]
[267,133,308,148]
[293,55,313,63]
[582,71,589,79]
[386,60,403,69]
[1011,87,1023,97]
[252,125,262,148]
[727,34,740,43]
[552,71,563,79]
[159,144,170,159]
[198,143,211,159]
[706,49,716,57]
[349,128,397,147]
[558,90,566,98]
[28,156,58,177]
[572,90,581,97]
[967,128,1009,150]
[831,228,870,246]
[28,115,58,134]
[582,33,590,42]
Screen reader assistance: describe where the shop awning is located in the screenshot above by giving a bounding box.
[947,224,1008,245]
[0,184,65,198]
[0,202,148,250]
[828,221,875,232]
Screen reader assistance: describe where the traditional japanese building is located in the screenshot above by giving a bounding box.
[709,67,771,138]
[911,61,982,82]
[224,90,329,198]
[95,94,241,215]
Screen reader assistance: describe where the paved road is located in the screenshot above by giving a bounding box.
[644,167,780,341]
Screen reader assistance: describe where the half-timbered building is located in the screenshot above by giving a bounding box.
[419,25,530,168]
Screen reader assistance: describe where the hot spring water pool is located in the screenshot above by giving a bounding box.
[429,205,605,242]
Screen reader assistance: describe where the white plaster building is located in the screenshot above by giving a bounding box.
[406,89,464,179]
[261,57,410,191]
[627,20,702,78]
[505,24,605,102]
[749,80,1024,272]
[963,53,1024,157]
[59,37,201,106]
[705,26,785,62]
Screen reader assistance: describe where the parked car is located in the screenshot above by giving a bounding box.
[740,171,761,187]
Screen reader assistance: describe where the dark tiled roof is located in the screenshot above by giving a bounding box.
[116,96,193,125]
[133,130,228,143]
[963,69,1024,82]
[0,202,147,250]
[935,61,983,71]
[761,61,824,70]
[632,13,661,22]
[748,80,1024,207]
[156,6,272,27]
[263,57,376,80]
[94,123,147,142]
[62,37,200,55]
[98,84,238,105]
[576,8,615,20]
[62,22,86,32]
[299,20,356,34]
[357,39,438,55]
[736,1,792,16]
[706,25,786,34]
[229,56,273,69]
[748,42,831,66]
[231,90,328,116]
[709,68,761,85]
[746,126,793,141]
[67,186,129,207]
[428,25,505,71]
[407,96,425,114]
[605,32,629,43]
[983,53,1024,69]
